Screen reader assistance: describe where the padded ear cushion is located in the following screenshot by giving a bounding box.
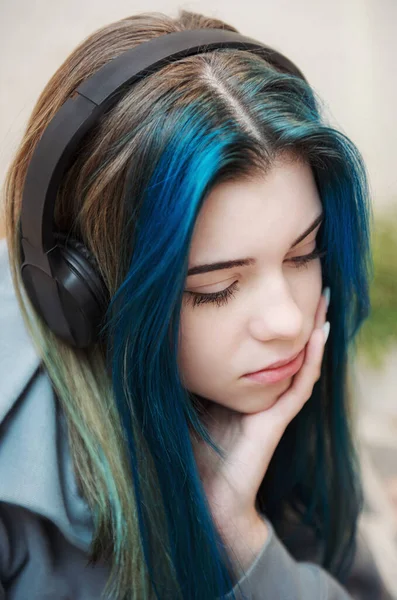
[54,232,109,312]
[54,232,99,270]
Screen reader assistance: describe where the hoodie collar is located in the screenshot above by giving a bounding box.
[0,237,41,421]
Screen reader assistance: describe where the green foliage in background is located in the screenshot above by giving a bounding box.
[356,209,397,369]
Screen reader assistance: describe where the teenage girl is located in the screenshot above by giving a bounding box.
[0,9,391,600]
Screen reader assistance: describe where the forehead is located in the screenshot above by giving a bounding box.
[189,158,322,261]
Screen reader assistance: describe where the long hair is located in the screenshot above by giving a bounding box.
[3,9,372,600]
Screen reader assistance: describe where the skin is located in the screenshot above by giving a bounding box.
[0,156,328,574]
[178,153,324,413]
[177,153,330,572]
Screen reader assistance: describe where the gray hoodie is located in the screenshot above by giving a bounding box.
[0,237,390,599]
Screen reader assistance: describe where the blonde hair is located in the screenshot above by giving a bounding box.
[3,8,371,598]
[3,10,249,599]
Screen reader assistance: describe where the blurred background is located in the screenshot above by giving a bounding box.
[0,0,396,596]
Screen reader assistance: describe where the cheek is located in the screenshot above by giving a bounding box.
[177,303,236,392]
[177,262,323,387]
[177,309,219,383]
[292,260,323,318]
[312,259,324,298]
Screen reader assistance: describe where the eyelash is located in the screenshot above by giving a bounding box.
[185,248,327,308]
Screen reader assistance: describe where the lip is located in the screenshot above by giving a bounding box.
[245,349,303,375]
[243,348,305,385]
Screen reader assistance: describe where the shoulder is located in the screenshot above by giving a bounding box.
[0,237,109,596]
[0,238,94,551]
[0,238,42,422]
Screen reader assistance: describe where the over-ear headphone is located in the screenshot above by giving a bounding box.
[19,28,307,349]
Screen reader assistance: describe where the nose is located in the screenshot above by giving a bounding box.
[247,279,303,341]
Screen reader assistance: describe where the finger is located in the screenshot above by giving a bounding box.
[270,326,326,423]
[289,326,325,398]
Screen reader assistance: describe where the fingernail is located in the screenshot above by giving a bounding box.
[322,321,330,344]
[323,287,331,311]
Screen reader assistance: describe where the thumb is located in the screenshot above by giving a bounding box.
[267,325,327,428]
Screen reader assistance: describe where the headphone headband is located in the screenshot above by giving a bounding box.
[19,28,307,347]
[20,29,306,257]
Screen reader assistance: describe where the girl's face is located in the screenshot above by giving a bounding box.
[177,154,324,413]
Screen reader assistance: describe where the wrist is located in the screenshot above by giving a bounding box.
[215,511,269,576]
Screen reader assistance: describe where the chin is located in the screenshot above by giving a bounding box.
[242,377,294,413]
[229,394,280,415]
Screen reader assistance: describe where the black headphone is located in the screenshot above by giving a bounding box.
[19,28,307,349]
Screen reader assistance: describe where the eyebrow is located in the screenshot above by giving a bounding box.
[187,211,324,276]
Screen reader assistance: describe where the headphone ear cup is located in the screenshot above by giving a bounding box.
[52,233,109,347]
[56,234,108,303]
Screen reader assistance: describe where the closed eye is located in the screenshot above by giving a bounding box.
[288,248,327,269]
[184,248,327,308]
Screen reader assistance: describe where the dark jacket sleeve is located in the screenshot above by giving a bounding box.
[274,510,394,600]
[226,516,353,599]
[228,514,394,600]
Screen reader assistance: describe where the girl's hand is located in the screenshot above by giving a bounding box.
[192,288,330,539]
